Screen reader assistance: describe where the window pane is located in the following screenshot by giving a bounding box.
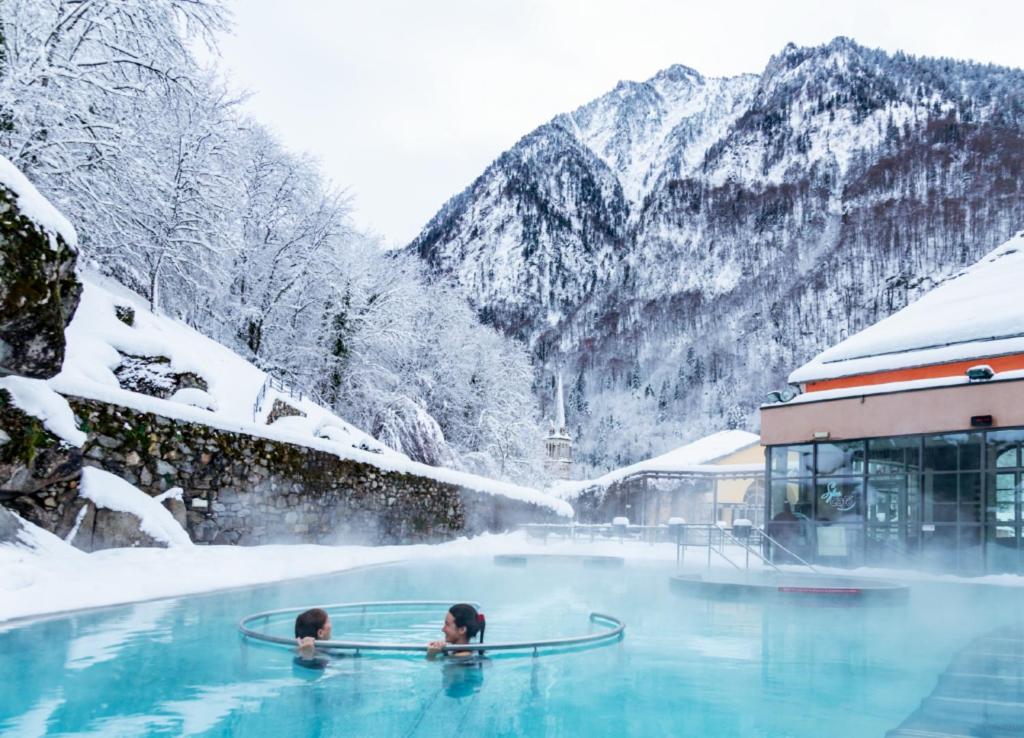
[929,473,958,503]
[814,523,863,564]
[770,445,813,477]
[866,525,911,565]
[815,478,863,522]
[997,448,1019,468]
[986,525,1020,574]
[988,472,1020,523]
[816,441,866,476]
[959,504,982,524]
[867,476,904,523]
[924,435,960,471]
[770,479,814,518]
[960,435,982,470]
[869,436,921,475]
[959,526,984,573]
[987,429,1024,469]
[921,525,957,569]
[767,480,816,563]
[961,473,981,504]
[907,474,920,524]
[924,433,982,472]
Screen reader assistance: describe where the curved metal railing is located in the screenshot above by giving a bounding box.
[239,600,625,655]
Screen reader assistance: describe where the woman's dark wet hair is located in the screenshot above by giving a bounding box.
[295,608,329,639]
[449,603,485,643]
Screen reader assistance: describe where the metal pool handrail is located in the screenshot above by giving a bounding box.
[238,600,625,655]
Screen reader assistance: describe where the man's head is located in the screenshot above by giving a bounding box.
[295,608,332,640]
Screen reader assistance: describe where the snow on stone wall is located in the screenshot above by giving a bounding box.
[5,395,565,548]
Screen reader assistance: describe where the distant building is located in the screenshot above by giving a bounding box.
[761,230,1024,575]
[562,430,764,526]
[545,374,572,479]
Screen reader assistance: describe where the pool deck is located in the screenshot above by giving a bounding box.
[493,553,625,567]
[670,571,910,604]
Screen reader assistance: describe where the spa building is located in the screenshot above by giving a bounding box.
[760,231,1024,575]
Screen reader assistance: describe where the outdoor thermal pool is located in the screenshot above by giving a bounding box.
[1,557,1021,737]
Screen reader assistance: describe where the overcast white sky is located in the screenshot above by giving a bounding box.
[215,0,1024,247]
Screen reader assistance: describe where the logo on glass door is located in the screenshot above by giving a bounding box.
[821,481,857,512]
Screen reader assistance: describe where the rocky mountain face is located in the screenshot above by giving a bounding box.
[409,38,1024,475]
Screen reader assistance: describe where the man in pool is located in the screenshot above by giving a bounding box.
[427,603,485,660]
[294,607,332,667]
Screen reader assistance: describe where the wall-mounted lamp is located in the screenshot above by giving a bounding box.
[966,364,994,382]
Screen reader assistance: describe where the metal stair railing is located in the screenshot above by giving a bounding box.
[706,526,744,570]
[252,373,306,422]
[720,526,780,572]
[753,526,819,573]
[673,524,819,573]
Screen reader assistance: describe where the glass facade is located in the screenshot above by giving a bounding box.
[765,427,1024,575]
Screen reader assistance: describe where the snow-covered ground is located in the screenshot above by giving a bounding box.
[5,512,1024,626]
[2,270,570,516]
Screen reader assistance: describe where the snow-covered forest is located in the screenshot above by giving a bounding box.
[0,0,547,483]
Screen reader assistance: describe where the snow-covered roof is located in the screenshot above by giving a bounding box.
[551,430,761,499]
[791,231,1024,384]
[2,272,571,517]
[0,154,78,251]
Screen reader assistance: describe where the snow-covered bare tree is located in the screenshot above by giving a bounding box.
[0,0,227,205]
[0,0,235,320]
[227,124,352,368]
[0,0,551,482]
[100,80,241,317]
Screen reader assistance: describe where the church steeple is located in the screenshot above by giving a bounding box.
[555,373,567,435]
[545,372,572,479]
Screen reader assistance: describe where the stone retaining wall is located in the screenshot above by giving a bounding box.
[1,395,562,548]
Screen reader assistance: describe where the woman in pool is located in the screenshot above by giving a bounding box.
[294,607,332,669]
[426,603,485,660]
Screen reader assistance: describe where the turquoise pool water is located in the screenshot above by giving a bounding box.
[1,558,1021,737]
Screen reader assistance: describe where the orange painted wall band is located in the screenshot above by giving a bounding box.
[805,353,1024,393]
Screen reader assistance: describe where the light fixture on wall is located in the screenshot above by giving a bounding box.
[813,430,830,440]
[763,387,798,404]
[966,364,994,382]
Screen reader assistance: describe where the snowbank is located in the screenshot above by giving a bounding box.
[0,154,78,251]
[791,230,1024,383]
[0,512,698,623]
[79,468,193,547]
[552,430,761,499]
[4,513,1024,625]
[45,272,570,516]
[0,375,86,446]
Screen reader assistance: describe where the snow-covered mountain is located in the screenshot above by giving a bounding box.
[409,37,1024,474]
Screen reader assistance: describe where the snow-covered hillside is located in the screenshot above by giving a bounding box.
[1,273,572,516]
[409,37,1024,474]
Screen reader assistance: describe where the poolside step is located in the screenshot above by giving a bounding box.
[950,652,1024,679]
[887,697,1024,738]
[887,627,1024,737]
[934,672,1024,703]
[887,730,998,738]
[967,636,1024,656]
[921,695,1024,723]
